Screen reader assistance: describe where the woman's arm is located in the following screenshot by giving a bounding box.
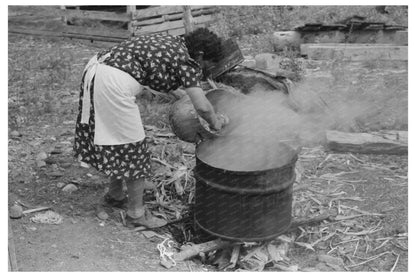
[185,87,223,131]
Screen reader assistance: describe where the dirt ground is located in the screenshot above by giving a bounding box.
[8,5,408,272]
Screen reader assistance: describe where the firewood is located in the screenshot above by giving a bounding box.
[173,239,233,261]
[172,213,333,261]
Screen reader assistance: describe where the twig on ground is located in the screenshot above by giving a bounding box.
[309,196,322,206]
[390,241,408,251]
[334,238,361,246]
[15,200,33,209]
[346,251,391,268]
[120,210,126,227]
[288,213,334,232]
[334,214,378,221]
[390,253,400,272]
[151,157,175,169]
[22,206,51,215]
[317,154,333,168]
[353,239,360,256]
[373,238,391,251]
[228,244,241,269]
[328,197,364,207]
[311,231,337,247]
[348,154,365,163]
[339,204,384,216]
[342,227,383,236]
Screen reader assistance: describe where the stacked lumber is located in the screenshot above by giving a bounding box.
[300,43,408,61]
[326,130,407,155]
[58,7,131,23]
[131,6,217,36]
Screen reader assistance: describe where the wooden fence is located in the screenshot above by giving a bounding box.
[59,5,218,37]
[130,6,217,36]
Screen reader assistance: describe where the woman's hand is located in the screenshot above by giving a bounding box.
[211,113,229,131]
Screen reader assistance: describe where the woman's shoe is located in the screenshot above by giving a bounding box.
[126,209,167,228]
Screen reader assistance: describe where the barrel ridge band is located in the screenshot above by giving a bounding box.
[194,171,295,194]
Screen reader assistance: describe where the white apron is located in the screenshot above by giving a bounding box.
[80,55,145,145]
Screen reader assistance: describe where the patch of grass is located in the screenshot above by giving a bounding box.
[8,37,76,128]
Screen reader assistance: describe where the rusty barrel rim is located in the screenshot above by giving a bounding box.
[195,153,298,175]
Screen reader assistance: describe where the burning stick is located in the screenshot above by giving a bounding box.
[173,239,234,262]
[173,213,333,261]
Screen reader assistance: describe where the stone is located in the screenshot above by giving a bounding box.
[97,211,109,220]
[60,163,72,168]
[50,149,63,154]
[36,152,48,161]
[10,130,21,137]
[254,53,283,70]
[160,259,174,269]
[62,184,78,193]
[10,204,23,219]
[49,171,64,178]
[318,255,344,266]
[315,262,333,271]
[79,162,90,168]
[56,182,66,188]
[36,160,47,168]
[272,31,302,52]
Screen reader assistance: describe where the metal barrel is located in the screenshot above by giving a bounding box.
[194,154,297,242]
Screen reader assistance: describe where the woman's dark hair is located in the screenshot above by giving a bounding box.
[184,28,224,63]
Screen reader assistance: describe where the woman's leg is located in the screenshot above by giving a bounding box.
[125,177,167,228]
[125,178,145,218]
[107,176,125,201]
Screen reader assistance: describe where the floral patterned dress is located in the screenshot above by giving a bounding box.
[74,34,203,180]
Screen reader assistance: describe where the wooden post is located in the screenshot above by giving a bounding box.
[183,6,194,34]
[8,223,18,271]
[127,5,136,35]
[60,5,67,25]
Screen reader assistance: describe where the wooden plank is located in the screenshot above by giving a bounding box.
[133,5,211,20]
[58,9,131,22]
[326,130,407,155]
[394,31,408,46]
[63,24,130,39]
[9,223,18,271]
[132,7,217,27]
[300,43,408,61]
[134,15,213,35]
[135,22,208,37]
[9,27,128,43]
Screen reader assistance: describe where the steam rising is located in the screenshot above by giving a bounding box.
[198,78,402,171]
